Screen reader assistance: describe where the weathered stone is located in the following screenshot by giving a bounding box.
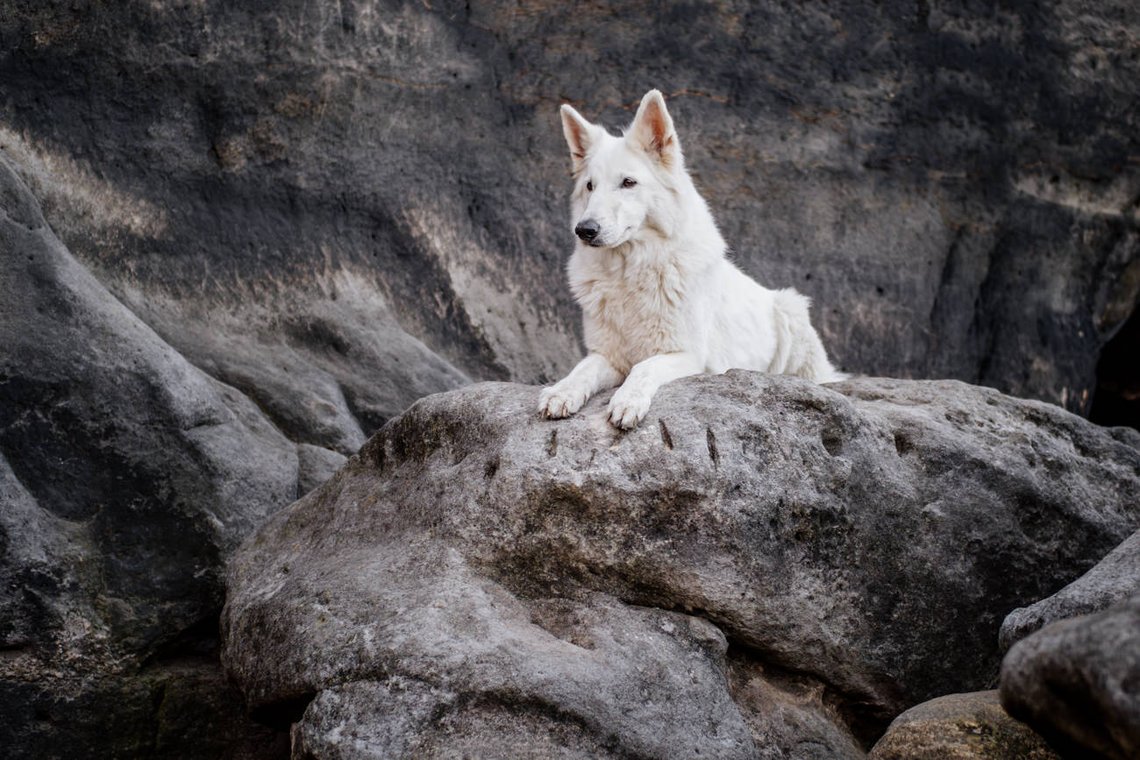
[869,691,1058,759]
[1000,594,1140,760]
[0,660,288,760]
[0,152,295,755]
[1000,528,1140,650]
[222,374,1140,755]
[285,598,777,760]
[2,0,1138,431]
[296,443,349,497]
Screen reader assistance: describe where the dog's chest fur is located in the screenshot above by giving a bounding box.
[569,245,694,373]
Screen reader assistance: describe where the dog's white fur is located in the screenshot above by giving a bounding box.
[539,90,843,429]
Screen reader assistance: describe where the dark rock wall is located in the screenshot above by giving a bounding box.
[2,1,1138,430]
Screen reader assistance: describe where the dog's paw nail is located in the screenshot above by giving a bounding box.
[539,388,584,419]
[607,393,650,429]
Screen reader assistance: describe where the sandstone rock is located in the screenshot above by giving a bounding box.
[283,597,781,760]
[1000,528,1140,650]
[0,662,289,760]
[869,691,1058,759]
[1000,594,1140,760]
[0,153,295,754]
[222,374,1140,755]
[297,443,349,496]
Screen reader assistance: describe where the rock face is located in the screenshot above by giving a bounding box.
[0,155,293,753]
[869,691,1058,760]
[2,0,1139,432]
[222,374,1140,756]
[1000,595,1140,760]
[1000,527,1140,650]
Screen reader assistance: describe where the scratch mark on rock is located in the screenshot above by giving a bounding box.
[546,430,558,458]
[706,427,719,467]
[659,419,674,450]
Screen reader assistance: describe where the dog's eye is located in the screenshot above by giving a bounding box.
[621,177,638,189]
[586,180,594,192]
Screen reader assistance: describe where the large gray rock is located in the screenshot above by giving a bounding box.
[995,523,1140,757]
[2,0,1138,437]
[1000,528,1140,650]
[1000,595,1140,760]
[869,690,1058,760]
[222,374,1140,755]
[0,154,295,754]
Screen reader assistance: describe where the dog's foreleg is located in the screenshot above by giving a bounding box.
[538,353,624,419]
[607,352,703,429]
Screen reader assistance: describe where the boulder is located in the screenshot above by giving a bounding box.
[1000,594,1140,760]
[995,518,1140,758]
[0,153,295,754]
[222,374,1140,755]
[869,691,1058,760]
[1000,528,1140,650]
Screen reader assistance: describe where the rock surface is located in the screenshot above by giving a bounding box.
[1000,527,1140,650]
[1000,594,1140,760]
[869,691,1058,759]
[0,154,293,754]
[222,374,1140,756]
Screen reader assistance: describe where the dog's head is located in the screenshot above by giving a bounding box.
[560,90,685,249]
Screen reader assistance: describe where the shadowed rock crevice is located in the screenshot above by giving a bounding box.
[1001,595,1140,760]
[991,522,1140,759]
[1092,298,1140,431]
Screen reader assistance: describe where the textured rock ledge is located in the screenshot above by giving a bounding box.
[222,374,1140,757]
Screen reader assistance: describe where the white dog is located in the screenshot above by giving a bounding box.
[539,90,844,429]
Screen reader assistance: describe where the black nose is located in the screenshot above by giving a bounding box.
[575,220,600,243]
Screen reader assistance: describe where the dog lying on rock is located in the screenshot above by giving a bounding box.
[539,89,844,429]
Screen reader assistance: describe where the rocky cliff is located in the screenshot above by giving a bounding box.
[2,0,1138,429]
[0,150,293,756]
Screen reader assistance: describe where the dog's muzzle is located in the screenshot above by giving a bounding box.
[575,220,601,245]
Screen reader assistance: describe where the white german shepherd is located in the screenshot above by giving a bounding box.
[539,90,844,429]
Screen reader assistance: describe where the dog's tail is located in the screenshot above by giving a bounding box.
[768,289,847,383]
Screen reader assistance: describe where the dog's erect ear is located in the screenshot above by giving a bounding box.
[560,104,599,166]
[629,89,678,167]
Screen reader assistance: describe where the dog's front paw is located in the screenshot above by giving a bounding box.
[539,385,588,419]
[607,387,652,429]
